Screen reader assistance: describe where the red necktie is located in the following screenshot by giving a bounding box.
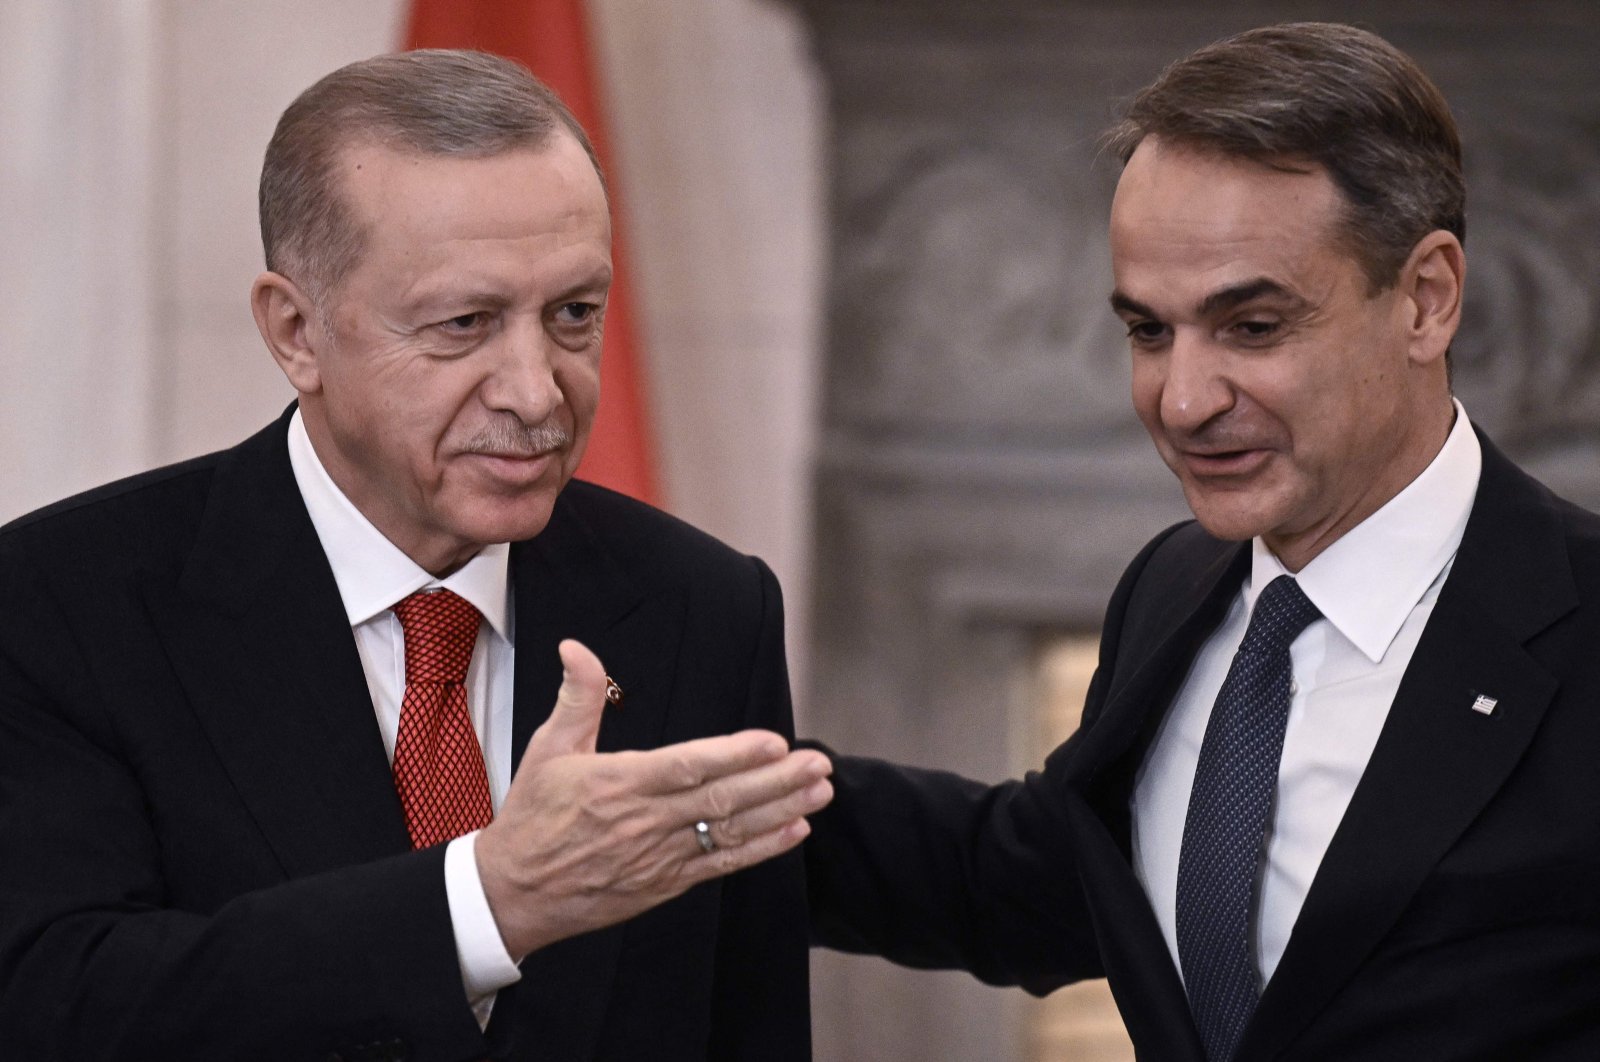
[390,589,494,849]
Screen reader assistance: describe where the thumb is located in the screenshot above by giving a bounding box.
[521,639,609,766]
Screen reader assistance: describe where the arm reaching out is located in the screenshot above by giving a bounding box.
[477,639,832,958]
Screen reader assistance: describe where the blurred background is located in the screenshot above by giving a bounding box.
[4,2,1597,1059]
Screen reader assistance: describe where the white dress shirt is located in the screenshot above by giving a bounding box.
[286,411,522,1024]
[1131,400,1482,988]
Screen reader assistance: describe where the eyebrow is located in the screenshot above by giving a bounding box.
[554,267,615,301]
[1199,277,1304,316]
[1108,291,1157,318]
[1108,277,1307,320]
[402,264,615,315]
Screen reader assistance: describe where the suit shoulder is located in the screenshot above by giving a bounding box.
[1546,492,1600,592]
[1472,440,1600,583]
[547,482,782,667]
[553,479,766,588]
[1094,518,1243,672]
[1548,488,1600,544]
[0,451,222,570]
[1121,518,1235,589]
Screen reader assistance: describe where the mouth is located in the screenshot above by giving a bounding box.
[463,449,561,485]
[1176,447,1272,478]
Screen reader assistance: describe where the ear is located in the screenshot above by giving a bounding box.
[1398,230,1465,368]
[251,271,326,396]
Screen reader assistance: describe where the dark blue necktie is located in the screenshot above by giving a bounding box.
[1176,574,1321,1061]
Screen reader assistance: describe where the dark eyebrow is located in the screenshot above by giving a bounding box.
[1109,291,1157,318]
[1198,278,1305,316]
[1110,278,1308,323]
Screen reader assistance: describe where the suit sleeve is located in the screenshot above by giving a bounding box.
[706,557,812,1061]
[0,577,488,1062]
[802,523,1186,994]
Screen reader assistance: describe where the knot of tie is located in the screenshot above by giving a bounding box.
[392,589,480,686]
[1238,575,1321,657]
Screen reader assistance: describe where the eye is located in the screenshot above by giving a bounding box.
[1124,319,1170,348]
[550,301,605,350]
[554,302,598,325]
[1229,318,1282,344]
[438,311,491,333]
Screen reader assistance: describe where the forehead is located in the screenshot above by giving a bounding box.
[330,135,612,301]
[1109,139,1351,308]
[336,136,610,252]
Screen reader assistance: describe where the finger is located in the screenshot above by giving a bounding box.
[701,775,833,850]
[521,639,609,766]
[681,817,814,884]
[626,729,797,796]
[656,748,830,828]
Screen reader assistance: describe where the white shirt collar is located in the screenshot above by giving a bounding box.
[286,409,511,638]
[1249,399,1481,664]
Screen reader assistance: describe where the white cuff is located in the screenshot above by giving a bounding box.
[445,831,522,1026]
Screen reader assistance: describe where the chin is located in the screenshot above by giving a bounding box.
[1184,494,1273,544]
[1193,519,1261,543]
[457,493,561,547]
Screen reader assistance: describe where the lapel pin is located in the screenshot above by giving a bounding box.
[604,675,624,706]
[1470,693,1498,716]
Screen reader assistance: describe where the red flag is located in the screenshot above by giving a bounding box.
[405,0,661,506]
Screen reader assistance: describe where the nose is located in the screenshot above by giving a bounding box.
[481,317,563,425]
[1158,332,1234,436]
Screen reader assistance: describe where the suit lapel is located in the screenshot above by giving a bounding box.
[1059,533,1246,790]
[142,412,410,878]
[1056,530,1248,1062]
[498,486,689,1057]
[1065,795,1207,1062]
[507,488,686,763]
[1242,436,1574,1060]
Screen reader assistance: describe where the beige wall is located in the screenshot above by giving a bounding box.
[590,0,825,703]
[1,0,162,518]
[0,0,822,700]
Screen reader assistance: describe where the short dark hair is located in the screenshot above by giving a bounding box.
[1104,22,1464,292]
[259,49,602,311]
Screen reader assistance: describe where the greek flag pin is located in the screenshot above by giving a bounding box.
[1470,693,1498,716]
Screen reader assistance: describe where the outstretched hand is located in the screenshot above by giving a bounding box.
[476,640,832,958]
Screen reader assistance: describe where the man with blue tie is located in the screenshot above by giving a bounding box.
[807,22,1600,1059]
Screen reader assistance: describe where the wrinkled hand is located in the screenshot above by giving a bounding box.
[476,639,832,958]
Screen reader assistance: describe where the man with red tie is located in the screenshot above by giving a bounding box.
[0,50,827,1061]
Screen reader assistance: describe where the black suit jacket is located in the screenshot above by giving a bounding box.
[808,431,1600,1060]
[0,409,809,1062]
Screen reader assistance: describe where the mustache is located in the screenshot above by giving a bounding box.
[1170,416,1276,454]
[460,419,571,457]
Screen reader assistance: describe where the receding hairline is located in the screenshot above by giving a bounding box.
[1103,23,1465,297]
[259,48,606,311]
[1112,135,1346,230]
[317,128,611,307]
[1110,137,1367,306]
[327,125,607,209]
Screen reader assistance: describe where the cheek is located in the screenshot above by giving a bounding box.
[557,357,602,426]
[401,367,495,459]
[1129,361,1166,430]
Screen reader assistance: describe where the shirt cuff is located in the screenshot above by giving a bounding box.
[445,831,523,1026]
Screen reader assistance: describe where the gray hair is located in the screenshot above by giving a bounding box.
[259,49,603,312]
[1104,22,1464,292]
